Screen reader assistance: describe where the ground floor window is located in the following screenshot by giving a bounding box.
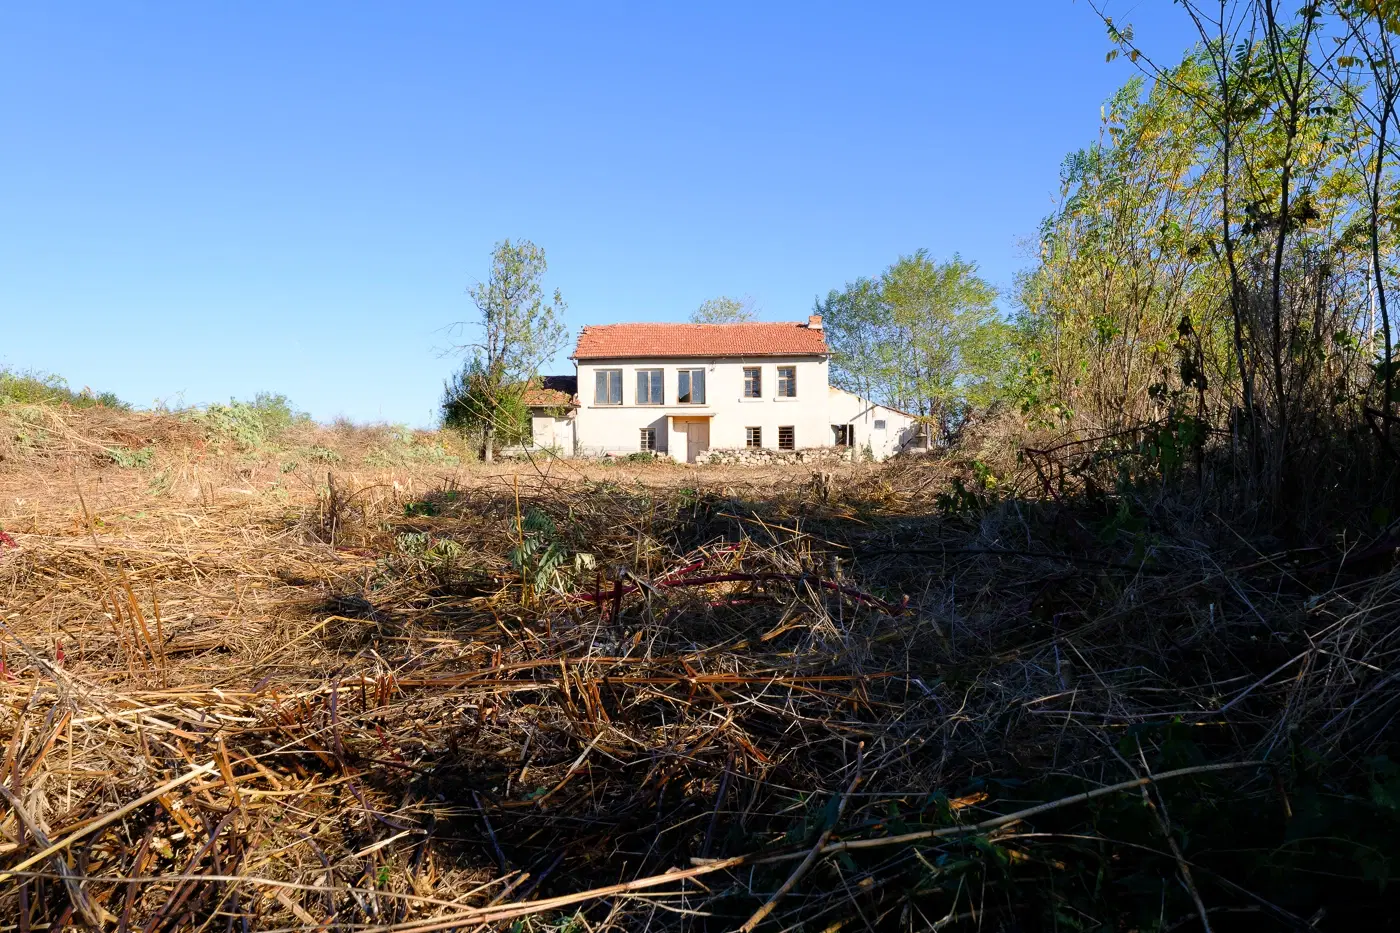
[778,426,794,450]
[745,426,762,448]
[832,424,854,446]
[639,427,656,451]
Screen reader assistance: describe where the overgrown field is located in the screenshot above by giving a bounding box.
[2,402,1399,931]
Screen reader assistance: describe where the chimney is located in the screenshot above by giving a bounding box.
[807,314,823,330]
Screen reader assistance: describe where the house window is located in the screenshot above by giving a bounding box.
[873,419,886,430]
[636,369,663,405]
[595,369,622,405]
[743,367,762,398]
[776,366,796,398]
[832,424,853,446]
[639,427,656,451]
[745,427,762,448]
[778,426,794,450]
[677,368,706,404]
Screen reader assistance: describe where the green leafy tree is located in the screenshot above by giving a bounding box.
[443,240,567,461]
[690,295,756,323]
[441,361,532,449]
[816,252,1006,436]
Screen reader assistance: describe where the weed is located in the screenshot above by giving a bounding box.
[935,460,1000,517]
[105,445,154,469]
[510,508,570,600]
[366,428,465,467]
[195,393,309,450]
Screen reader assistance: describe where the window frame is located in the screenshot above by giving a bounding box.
[778,426,795,450]
[776,366,797,398]
[635,368,664,406]
[832,424,854,447]
[677,368,707,405]
[745,426,762,449]
[873,419,887,430]
[594,368,623,406]
[639,427,656,451]
[742,366,762,399]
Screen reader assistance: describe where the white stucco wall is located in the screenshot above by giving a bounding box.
[826,387,919,460]
[525,412,576,456]
[574,356,831,459]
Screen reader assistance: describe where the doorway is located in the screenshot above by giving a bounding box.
[683,419,710,463]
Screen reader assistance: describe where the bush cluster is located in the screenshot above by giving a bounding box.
[0,367,126,409]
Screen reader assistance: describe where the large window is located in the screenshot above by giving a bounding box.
[677,368,706,404]
[743,366,762,399]
[595,369,622,405]
[639,428,656,451]
[778,426,794,450]
[832,424,854,447]
[636,369,663,405]
[745,426,762,448]
[777,366,797,398]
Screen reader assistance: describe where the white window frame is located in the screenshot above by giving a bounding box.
[776,366,797,398]
[873,419,887,430]
[743,366,762,399]
[595,369,622,406]
[745,426,762,448]
[833,424,854,447]
[639,427,656,451]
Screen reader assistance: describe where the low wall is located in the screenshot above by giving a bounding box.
[702,446,856,466]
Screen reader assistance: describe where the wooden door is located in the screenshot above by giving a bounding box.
[685,420,710,463]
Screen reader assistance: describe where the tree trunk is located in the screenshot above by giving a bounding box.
[482,424,495,463]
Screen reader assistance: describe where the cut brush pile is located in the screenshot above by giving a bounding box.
[2,406,1399,931]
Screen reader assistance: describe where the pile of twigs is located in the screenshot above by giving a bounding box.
[2,426,1399,930]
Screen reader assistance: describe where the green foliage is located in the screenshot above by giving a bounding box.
[1012,12,1394,516]
[0,368,126,409]
[197,393,309,450]
[441,363,532,448]
[935,460,1000,517]
[446,239,567,462]
[690,295,756,323]
[393,531,471,586]
[365,428,464,467]
[509,508,570,600]
[816,252,1008,435]
[105,445,153,469]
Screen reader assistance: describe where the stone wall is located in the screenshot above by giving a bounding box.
[702,446,857,466]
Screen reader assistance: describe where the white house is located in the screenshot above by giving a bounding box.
[523,316,919,462]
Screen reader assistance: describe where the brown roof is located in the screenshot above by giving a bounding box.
[522,387,574,407]
[522,375,578,408]
[571,321,828,360]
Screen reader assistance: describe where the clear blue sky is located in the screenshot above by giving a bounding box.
[1,2,1198,426]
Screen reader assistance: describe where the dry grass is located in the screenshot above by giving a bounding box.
[1,403,1398,931]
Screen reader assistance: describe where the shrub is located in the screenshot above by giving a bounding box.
[196,392,310,450]
[0,367,127,409]
[365,428,466,467]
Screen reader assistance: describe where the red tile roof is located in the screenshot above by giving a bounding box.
[522,375,578,408]
[572,321,828,360]
[521,387,574,407]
